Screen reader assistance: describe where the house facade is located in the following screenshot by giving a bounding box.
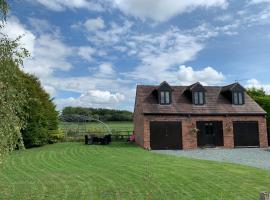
[133,81,268,150]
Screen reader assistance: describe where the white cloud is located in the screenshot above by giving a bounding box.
[2,17,74,98]
[249,0,270,4]
[78,46,96,62]
[176,65,225,85]
[127,28,204,82]
[245,79,270,94]
[2,16,36,54]
[98,63,115,76]
[112,0,228,22]
[33,0,103,12]
[84,17,105,31]
[24,34,73,79]
[55,90,125,109]
[86,20,133,45]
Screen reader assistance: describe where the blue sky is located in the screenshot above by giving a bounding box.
[3,0,270,111]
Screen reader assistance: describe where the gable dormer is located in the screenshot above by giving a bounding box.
[222,82,245,105]
[158,81,172,105]
[187,82,206,105]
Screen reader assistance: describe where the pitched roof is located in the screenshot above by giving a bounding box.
[135,84,266,115]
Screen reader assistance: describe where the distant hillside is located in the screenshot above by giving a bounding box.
[61,107,133,122]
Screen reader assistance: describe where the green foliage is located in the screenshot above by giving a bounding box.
[247,87,270,141]
[21,74,59,148]
[0,0,59,159]
[0,0,8,25]
[61,106,133,122]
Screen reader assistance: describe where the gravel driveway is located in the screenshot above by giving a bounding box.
[155,148,270,169]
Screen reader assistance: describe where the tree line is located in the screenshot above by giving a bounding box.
[0,0,59,161]
[61,107,133,122]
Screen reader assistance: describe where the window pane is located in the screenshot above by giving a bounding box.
[194,92,199,104]
[165,91,170,104]
[160,91,165,104]
[199,92,204,104]
[238,92,243,105]
[233,92,238,104]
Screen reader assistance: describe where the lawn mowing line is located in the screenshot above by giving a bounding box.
[0,163,16,199]
[86,146,166,200]
[163,160,256,199]
[150,159,237,199]
[59,144,126,200]
[68,145,147,200]
[38,150,71,200]
[141,154,236,199]
[148,154,251,198]
[24,150,50,200]
[67,145,139,200]
[9,154,43,199]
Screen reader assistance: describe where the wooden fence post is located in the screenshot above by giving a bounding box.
[260,192,270,200]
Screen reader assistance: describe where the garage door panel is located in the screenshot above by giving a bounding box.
[233,121,259,147]
[150,121,182,150]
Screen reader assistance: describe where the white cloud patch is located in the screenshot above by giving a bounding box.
[2,16,36,54]
[24,34,73,79]
[176,65,225,85]
[112,0,228,22]
[33,0,103,12]
[249,0,270,4]
[2,17,74,98]
[245,79,270,94]
[84,17,105,31]
[98,63,115,76]
[55,90,125,109]
[78,46,96,62]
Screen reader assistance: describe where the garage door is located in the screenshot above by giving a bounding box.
[233,121,259,147]
[150,121,182,150]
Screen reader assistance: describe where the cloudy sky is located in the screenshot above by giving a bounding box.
[3,0,270,110]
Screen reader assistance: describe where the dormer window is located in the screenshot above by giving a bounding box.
[158,81,172,105]
[194,91,204,105]
[160,91,170,104]
[187,82,206,105]
[222,83,245,105]
[233,91,244,105]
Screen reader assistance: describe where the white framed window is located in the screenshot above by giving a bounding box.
[194,91,204,105]
[160,91,170,104]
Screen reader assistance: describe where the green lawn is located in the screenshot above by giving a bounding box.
[60,121,133,135]
[1,142,270,200]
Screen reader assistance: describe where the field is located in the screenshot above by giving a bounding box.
[1,142,270,200]
[59,121,133,136]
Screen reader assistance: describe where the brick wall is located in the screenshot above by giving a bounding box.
[141,115,268,150]
[133,88,145,148]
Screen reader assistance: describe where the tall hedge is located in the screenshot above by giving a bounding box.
[21,74,59,148]
[247,88,270,142]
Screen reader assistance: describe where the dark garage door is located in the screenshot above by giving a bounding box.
[196,121,223,147]
[233,121,259,147]
[150,121,182,150]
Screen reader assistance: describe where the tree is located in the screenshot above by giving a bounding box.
[247,87,270,142]
[21,74,59,148]
[0,0,59,161]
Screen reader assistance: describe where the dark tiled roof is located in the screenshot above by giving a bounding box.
[136,85,266,115]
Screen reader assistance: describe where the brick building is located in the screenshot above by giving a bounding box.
[133,81,268,150]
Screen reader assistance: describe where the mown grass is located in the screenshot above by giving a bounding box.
[60,121,133,135]
[1,142,270,200]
